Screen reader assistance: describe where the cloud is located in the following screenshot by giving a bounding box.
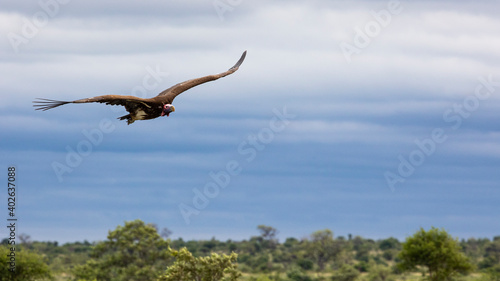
[1,0,500,243]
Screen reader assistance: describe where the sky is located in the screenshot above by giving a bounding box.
[1,0,499,244]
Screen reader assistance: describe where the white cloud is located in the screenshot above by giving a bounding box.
[1,0,500,242]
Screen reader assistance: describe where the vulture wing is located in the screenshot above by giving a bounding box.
[33,95,153,112]
[156,50,246,104]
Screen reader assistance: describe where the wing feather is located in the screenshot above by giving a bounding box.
[33,51,247,116]
[33,95,152,111]
[32,98,71,111]
[156,50,246,104]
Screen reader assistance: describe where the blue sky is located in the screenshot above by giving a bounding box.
[1,0,499,243]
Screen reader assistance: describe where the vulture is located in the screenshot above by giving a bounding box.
[33,51,247,124]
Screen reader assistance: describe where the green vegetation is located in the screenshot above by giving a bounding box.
[331,264,359,281]
[158,247,240,281]
[398,227,474,281]
[1,222,499,281]
[72,220,170,281]
[0,245,53,280]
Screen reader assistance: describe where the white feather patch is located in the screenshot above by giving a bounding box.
[135,110,147,120]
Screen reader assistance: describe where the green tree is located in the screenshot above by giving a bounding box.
[257,225,278,241]
[378,237,400,251]
[72,220,170,281]
[307,229,341,271]
[485,240,500,264]
[257,225,279,249]
[397,227,474,281]
[352,236,373,262]
[158,247,241,281]
[0,246,53,281]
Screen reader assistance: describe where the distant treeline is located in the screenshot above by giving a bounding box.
[1,222,500,281]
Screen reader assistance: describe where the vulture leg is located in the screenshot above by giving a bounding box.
[118,114,134,125]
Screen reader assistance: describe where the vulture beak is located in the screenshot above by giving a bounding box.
[161,104,175,117]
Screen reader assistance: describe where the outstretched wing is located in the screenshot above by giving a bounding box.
[155,50,247,104]
[33,95,153,112]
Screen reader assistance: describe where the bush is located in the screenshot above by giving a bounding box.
[0,246,53,281]
[381,250,396,261]
[158,247,241,281]
[354,261,369,273]
[297,258,314,271]
[331,264,359,281]
[367,265,395,281]
[287,268,313,281]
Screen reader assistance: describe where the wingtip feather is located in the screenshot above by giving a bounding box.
[229,50,247,71]
[33,98,70,111]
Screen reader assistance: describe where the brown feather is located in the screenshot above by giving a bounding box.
[33,51,246,124]
[155,50,247,104]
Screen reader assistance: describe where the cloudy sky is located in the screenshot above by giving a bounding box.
[1,0,499,243]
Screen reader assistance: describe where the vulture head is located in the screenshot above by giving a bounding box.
[161,104,175,117]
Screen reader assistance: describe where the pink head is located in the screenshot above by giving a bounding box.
[161,104,176,117]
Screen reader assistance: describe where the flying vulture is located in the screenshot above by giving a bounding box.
[33,51,247,124]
